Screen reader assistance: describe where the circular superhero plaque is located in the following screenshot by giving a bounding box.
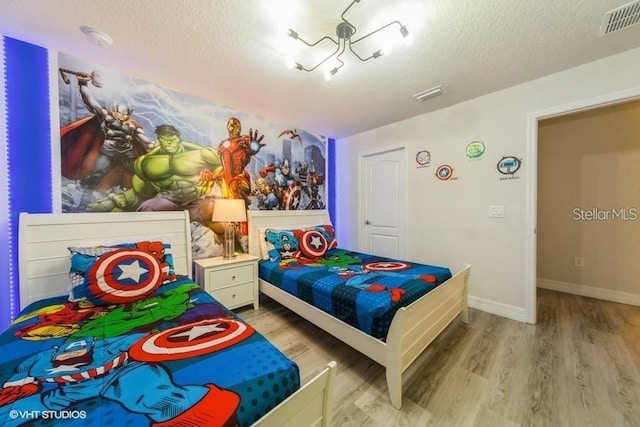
[416,150,431,167]
[435,164,454,180]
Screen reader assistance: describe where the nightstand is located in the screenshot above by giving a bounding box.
[194,253,259,310]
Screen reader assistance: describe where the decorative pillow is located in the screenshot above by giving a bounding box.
[308,224,338,250]
[261,224,338,261]
[294,228,329,259]
[264,229,301,261]
[68,241,177,305]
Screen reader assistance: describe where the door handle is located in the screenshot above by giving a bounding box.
[365,220,371,225]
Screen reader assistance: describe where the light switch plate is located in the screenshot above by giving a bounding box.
[489,205,504,218]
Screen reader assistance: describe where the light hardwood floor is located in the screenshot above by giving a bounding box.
[237,289,640,426]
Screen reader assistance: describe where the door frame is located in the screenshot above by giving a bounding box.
[525,86,640,324]
[357,144,409,258]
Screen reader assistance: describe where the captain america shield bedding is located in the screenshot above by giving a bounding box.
[0,242,299,427]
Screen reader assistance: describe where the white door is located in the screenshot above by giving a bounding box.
[361,147,407,259]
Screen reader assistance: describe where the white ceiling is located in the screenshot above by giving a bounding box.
[1,0,639,138]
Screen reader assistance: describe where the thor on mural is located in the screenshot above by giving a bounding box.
[57,52,327,259]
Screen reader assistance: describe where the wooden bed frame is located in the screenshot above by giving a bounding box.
[17,210,336,427]
[248,210,471,409]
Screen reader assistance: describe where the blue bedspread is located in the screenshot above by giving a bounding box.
[259,249,452,340]
[0,277,299,427]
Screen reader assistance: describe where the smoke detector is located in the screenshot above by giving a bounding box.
[80,26,113,48]
[599,0,640,36]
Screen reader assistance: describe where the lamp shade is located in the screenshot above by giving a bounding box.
[212,198,247,222]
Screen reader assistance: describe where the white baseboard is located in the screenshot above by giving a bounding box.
[537,278,640,306]
[468,296,529,323]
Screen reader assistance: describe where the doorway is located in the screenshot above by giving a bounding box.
[526,87,640,324]
[359,145,408,259]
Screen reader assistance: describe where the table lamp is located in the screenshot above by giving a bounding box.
[212,198,247,259]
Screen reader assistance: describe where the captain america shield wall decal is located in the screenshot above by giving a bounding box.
[435,164,456,180]
[88,249,163,304]
[129,318,255,362]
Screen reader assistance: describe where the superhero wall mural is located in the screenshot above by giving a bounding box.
[57,52,327,259]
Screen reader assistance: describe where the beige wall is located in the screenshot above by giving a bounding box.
[538,100,640,295]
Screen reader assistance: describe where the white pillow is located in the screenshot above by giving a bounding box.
[257,227,270,260]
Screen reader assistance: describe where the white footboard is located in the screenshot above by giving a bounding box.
[253,361,337,427]
[385,264,471,408]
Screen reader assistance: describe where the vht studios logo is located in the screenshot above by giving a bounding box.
[497,156,522,180]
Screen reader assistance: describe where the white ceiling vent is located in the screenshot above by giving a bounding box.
[599,0,640,36]
[413,85,444,102]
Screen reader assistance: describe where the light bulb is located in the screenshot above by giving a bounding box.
[324,67,338,81]
[286,58,296,69]
[403,34,414,47]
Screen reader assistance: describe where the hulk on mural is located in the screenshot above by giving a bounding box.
[86,124,224,227]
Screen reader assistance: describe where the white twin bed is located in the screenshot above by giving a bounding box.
[247,210,471,410]
[15,210,336,427]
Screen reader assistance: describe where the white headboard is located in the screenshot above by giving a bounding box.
[18,210,192,310]
[247,210,332,257]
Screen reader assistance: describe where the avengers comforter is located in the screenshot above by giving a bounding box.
[259,249,452,340]
[0,278,299,427]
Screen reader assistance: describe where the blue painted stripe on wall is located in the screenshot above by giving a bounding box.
[2,37,51,327]
[327,137,336,231]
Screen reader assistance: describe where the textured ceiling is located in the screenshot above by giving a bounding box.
[1,0,640,138]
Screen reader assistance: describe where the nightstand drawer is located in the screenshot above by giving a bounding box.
[209,264,254,288]
[209,283,253,308]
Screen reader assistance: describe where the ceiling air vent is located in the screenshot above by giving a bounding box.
[413,85,444,102]
[599,0,640,36]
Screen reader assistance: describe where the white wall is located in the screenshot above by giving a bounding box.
[335,47,640,323]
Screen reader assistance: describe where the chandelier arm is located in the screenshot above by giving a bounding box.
[333,43,347,71]
[301,42,343,72]
[350,20,402,45]
[296,34,338,48]
[340,0,361,37]
[348,43,375,62]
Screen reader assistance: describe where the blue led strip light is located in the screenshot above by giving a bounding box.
[327,137,337,232]
[0,37,9,328]
[2,37,52,327]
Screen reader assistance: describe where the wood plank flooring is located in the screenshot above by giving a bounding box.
[237,289,640,426]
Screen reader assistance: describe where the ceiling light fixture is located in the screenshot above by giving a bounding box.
[287,0,411,81]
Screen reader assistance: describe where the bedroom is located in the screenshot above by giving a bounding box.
[2,1,640,425]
